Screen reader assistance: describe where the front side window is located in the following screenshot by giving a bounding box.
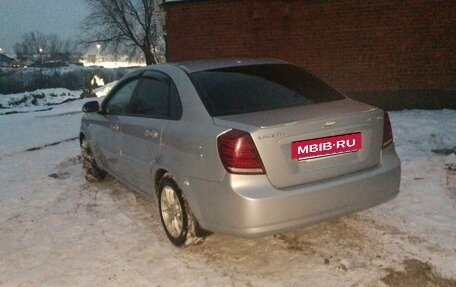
[189,64,345,117]
[105,79,138,114]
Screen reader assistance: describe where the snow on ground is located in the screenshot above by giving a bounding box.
[0,88,82,115]
[0,92,455,286]
[0,81,117,116]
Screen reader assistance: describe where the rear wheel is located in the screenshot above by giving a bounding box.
[158,175,208,247]
[81,139,107,182]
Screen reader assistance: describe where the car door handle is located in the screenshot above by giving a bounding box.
[145,129,159,139]
[110,124,120,131]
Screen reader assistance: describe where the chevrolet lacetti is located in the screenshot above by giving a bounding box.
[79,59,401,247]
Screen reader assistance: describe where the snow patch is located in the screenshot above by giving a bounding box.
[389,109,456,159]
[0,88,82,114]
[444,153,456,170]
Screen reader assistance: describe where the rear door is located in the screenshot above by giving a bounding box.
[120,71,183,193]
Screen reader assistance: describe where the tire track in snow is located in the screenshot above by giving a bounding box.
[0,137,79,161]
[24,137,79,152]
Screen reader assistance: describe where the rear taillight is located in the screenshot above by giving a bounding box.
[382,111,393,148]
[217,129,265,174]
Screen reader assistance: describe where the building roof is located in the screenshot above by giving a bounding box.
[0,54,15,63]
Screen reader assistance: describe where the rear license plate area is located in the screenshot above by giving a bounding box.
[291,132,362,160]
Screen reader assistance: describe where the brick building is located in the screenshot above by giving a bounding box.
[163,0,455,109]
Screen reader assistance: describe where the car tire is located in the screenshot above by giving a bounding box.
[81,139,107,182]
[158,175,208,247]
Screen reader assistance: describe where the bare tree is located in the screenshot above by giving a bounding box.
[48,34,64,59]
[81,0,162,65]
[14,32,48,61]
[13,32,76,62]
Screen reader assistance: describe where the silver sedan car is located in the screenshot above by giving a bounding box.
[80,59,401,247]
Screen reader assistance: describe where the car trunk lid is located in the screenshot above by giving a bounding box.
[213,99,384,189]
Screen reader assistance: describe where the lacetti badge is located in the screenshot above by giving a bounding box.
[292,132,362,160]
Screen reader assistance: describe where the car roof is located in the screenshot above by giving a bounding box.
[172,58,288,73]
[123,59,289,79]
[151,58,288,74]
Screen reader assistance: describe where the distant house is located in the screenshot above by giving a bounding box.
[163,0,456,109]
[0,54,15,67]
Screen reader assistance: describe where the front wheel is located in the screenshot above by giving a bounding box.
[81,139,107,182]
[158,176,208,247]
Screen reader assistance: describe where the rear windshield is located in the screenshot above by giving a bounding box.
[188,63,345,117]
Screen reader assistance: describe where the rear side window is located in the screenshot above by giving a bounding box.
[131,72,182,120]
[133,77,169,118]
[189,64,345,116]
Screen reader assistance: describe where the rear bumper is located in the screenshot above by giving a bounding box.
[184,144,401,238]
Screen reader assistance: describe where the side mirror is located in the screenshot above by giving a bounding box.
[82,101,100,113]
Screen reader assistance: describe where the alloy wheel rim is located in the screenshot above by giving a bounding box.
[160,186,183,238]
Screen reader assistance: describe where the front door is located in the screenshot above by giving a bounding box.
[89,114,121,174]
[97,78,139,177]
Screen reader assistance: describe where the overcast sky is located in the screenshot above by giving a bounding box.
[0,0,88,54]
